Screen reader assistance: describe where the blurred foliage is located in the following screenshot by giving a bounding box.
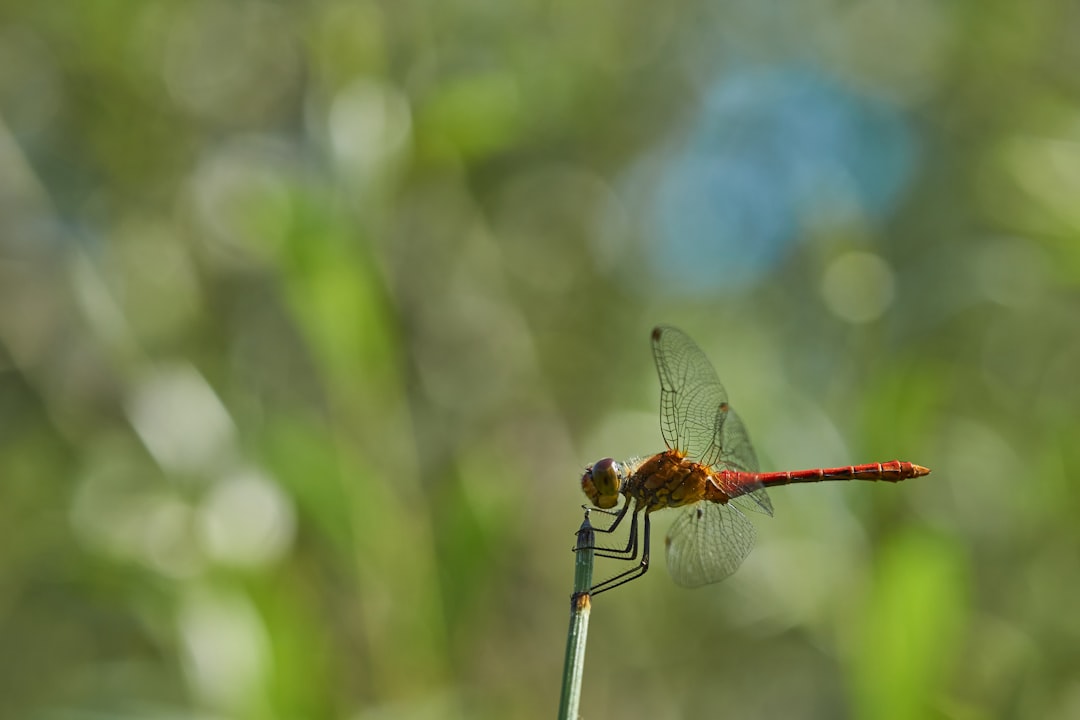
[2,0,1080,718]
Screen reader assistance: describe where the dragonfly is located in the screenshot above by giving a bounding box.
[580,326,930,595]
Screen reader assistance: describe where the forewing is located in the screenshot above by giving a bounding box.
[652,327,774,516]
[664,501,756,588]
[651,326,729,466]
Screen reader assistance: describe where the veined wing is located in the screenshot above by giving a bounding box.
[664,501,756,588]
[715,409,773,516]
[652,326,772,516]
[651,325,730,467]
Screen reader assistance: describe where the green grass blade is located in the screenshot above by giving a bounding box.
[557,511,596,720]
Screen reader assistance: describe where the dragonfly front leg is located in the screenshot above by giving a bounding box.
[588,498,631,534]
[589,512,651,596]
[582,502,640,558]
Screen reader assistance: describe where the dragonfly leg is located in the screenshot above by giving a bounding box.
[581,501,642,558]
[589,500,631,534]
[589,512,651,596]
[592,506,640,560]
[576,504,621,538]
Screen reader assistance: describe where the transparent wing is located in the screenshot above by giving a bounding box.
[652,326,772,515]
[716,410,773,517]
[652,326,729,467]
[665,501,756,588]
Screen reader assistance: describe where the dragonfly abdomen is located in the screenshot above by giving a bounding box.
[754,460,931,487]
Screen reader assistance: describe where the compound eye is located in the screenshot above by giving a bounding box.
[581,457,621,509]
[592,458,618,491]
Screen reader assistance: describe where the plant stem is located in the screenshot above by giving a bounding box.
[557,510,595,720]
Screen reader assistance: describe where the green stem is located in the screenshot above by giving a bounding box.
[557,511,595,720]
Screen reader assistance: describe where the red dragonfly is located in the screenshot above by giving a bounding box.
[580,326,930,595]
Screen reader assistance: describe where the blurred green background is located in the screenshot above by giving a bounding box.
[2,1,1079,718]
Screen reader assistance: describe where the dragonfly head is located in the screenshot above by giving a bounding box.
[581,457,622,509]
